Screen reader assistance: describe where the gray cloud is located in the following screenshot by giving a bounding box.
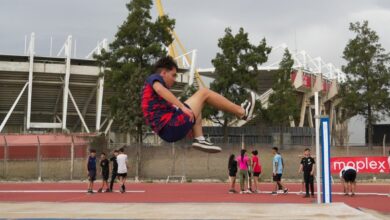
[0,0,128,56]
[1,0,389,66]
[161,0,390,67]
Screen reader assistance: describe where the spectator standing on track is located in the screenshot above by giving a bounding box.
[340,166,357,197]
[98,152,110,193]
[117,147,129,193]
[109,149,119,192]
[228,154,238,193]
[271,147,288,195]
[251,150,262,193]
[236,149,252,194]
[298,148,315,198]
[86,149,97,194]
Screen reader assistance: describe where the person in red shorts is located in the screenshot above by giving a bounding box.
[141,56,255,153]
[251,150,262,193]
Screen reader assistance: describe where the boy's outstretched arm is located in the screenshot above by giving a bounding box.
[152,81,194,122]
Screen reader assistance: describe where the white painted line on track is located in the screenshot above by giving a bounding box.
[0,190,145,193]
[239,191,389,196]
[0,190,387,196]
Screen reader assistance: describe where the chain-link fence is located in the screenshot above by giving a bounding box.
[1,131,388,181]
[0,134,91,180]
[141,126,315,147]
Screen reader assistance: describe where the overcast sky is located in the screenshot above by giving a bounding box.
[1,0,390,143]
[1,0,390,67]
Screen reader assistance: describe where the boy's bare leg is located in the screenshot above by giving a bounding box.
[254,177,258,191]
[184,88,245,119]
[88,181,92,191]
[342,180,347,195]
[185,88,254,153]
[192,112,203,138]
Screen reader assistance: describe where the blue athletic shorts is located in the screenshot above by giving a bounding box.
[158,104,195,142]
[88,170,96,182]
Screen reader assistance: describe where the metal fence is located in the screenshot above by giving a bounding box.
[140,126,315,147]
[0,134,91,180]
[202,126,314,146]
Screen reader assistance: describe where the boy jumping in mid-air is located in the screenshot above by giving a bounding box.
[141,56,255,153]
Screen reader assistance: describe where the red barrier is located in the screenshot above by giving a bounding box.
[0,134,91,159]
[290,71,313,88]
[331,156,390,174]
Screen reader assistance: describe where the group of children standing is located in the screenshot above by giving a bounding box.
[86,147,129,194]
[228,147,316,198]
[228,149,262,194]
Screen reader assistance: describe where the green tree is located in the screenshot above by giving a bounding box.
[95,0,175,143]
[264,49,299,148]
[340,21,390,148]
[207,27,271,142]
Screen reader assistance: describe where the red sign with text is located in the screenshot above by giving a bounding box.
[331,157,390,174]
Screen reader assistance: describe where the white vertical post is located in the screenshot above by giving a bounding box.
[37,136,42,182]
[96,39,108,132]
[315,92,321,204]
[70,135,74,180]
[320,117,332,203]
[96,75,104,132]
[62,36,72,131]
[383,134,386,156]
[189,50,197,86]
[27,33,35,130]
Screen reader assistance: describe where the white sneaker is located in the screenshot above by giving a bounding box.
[240,92,255,121]
[192,139,221,153]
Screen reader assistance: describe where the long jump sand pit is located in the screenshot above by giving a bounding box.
[0,202,383,219]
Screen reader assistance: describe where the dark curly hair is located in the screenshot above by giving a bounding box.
[154,56,178,73]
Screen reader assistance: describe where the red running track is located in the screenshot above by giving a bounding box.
[0,182,389,214]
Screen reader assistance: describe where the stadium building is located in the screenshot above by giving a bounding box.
[0,32,348,147]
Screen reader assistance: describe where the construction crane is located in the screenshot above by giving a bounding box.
[155,0,206,88]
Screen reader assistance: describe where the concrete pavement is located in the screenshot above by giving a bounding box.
[0,202,382,219]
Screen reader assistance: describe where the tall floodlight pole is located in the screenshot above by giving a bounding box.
[315,92,321,204]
